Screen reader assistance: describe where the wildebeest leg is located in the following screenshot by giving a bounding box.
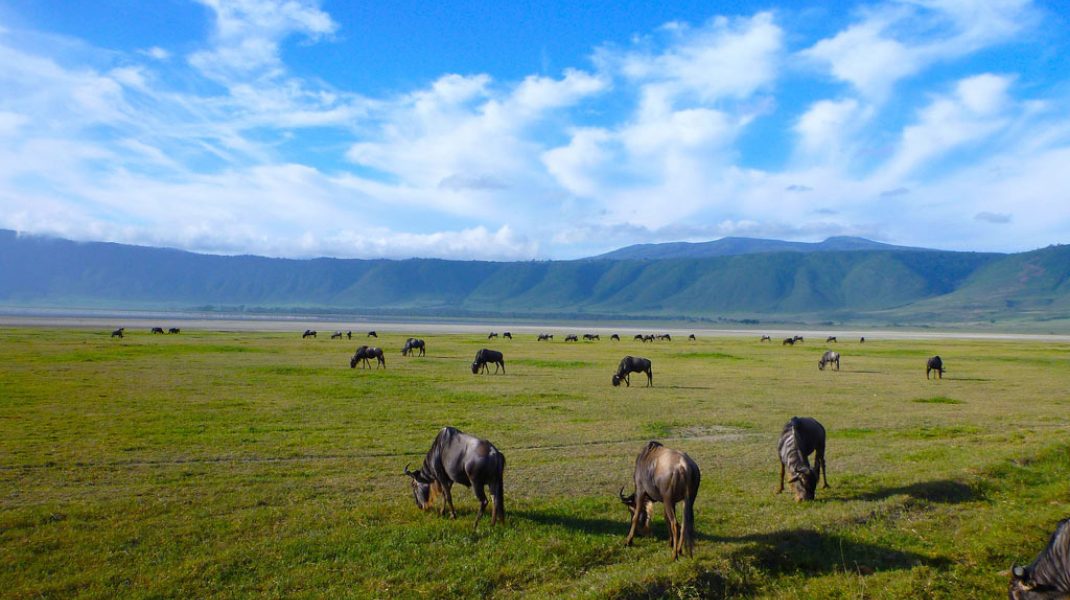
[624,373,630,387]
[664,501,682,560]
[646,368,653,387]
[472,482,489,531]
[491,478,505,525]
[818,446,830,488]
[441,481,457,518]
[624,491,648,546]
[778,461,785,493]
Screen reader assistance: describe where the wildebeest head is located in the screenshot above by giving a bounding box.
[612,374,622,387]
[350,356,358,369]
[405,464,439,510]
[1007,564,1069,599]
[619,487,653,534]
[788,465,818,501]
[471,361,480,374]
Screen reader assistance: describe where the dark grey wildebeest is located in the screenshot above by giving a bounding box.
[564,334,578,342]
[826,336,837,343]
[620,441,700,560]
[111,328,124,339]
[927,355,944,379]
[1009,518,1070,599]
[688,334,696,341]
[612,356,653,387]
[488,332,498,339]
[503,332,512,339]
[777,416,829,502]
[818,350,840,371]
[350,345,385,369]
[405,426,505,530]
[761,335,771,342]
[331,331,343,339]
[783,337,795,346]
[611,334,620,341]
[471,349,505,374]
[537,333,553,341]
[401,338,426,357]
[367,331,378,338]
[302,329,316,339]
[151,327,165,334]
[583,333,600,341]
[168,328,180,334]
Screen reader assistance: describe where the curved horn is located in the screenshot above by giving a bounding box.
[404,463,415,478]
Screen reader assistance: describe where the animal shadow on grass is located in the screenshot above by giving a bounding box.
[848,479,982,504]
[514,509,624,537]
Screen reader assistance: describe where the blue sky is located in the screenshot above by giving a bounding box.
[1,0,1068,260]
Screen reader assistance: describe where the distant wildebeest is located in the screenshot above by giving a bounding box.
[367,331,378,338]
[151,327,165,334]
[657,334,672,341]
[688,334,696,341]
[760,335,771,342]
[503,332,512,339]
[1008,518,1070,599]
[818,350,840,371]
[302,329,316,339]
[793,335,804,344]
[168,328,180,334]
[331,331,343,339]
[783,337,795,346]
[926,355,944,379]
[634,334,644,341]
[860,336,865,343]
[110,328,124,339]
[564,334,579,342]
[401,338,426,357]
[350,345,385,369]
[620,441,700,560]
[537,333,553,341]
[777,416,829,502]
[643,334,656,343]
[471,349,505,374]
[488,332,498,339]
[612,356,653,387]
[346,331,352,340]
[405,426,505,531]
[583,334,600,341]
[826,336,837,343]
[611,334,620,341]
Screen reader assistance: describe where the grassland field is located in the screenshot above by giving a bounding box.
[1,327,1068,598]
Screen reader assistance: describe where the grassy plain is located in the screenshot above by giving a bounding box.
[1,327,1068,598]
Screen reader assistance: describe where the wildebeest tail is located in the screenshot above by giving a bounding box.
[493,452,506,524]
[683,466,700,557]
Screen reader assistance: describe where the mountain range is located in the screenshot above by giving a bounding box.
[2,229,1068,329]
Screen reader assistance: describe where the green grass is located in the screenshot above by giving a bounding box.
[1,328,1069,598]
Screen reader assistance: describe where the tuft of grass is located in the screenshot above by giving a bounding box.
[912,396,964,404]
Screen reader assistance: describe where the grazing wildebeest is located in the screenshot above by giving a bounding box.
[488,332,498,339]
[643,334,656,343]
[793,335,804,344]
[331,331,343,339]
[826,336,837,343]
[688,334,696,341]
[777,416,829,502]
[927,355,944,379]
[350,345,385,369]
[620,441,700,560]
[860,336,865,343]
[110,328,124,339]
[537,333,553,341]
[471,349,505,374]
[302,329,316,339]
[168,328,180,334]
[761,335,771,342]
[657,334,672,341]
[611,334,620,341]
[503,332,512,339]
[634,334,644,341]
[564,334,579,342]
[405,426,505,530]
[583,334,600,341]
[783,337,795,346]
[818,350,840,371]
[1008,518,1070,599]
[612,356,653,387]
[346,331,352,340]
[151,327,165,334]
[367,331,378,338]
[402,338,426,357]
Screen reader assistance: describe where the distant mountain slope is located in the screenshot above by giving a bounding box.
[589,236,930,260]
[2,229,1036,326]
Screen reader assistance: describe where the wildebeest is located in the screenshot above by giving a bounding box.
[503,332,512,339]
[488,332,498,339]
[564,334,579,342]
[688,334,696,341]
[471,349,505,374]
[151,327,165,334]
[620,441,700,560]
[110,328,124,339]
[331,331,343,339]
[583,333,600,341]
[783,337,795,346]
[634,334,644,341]
[1008,518,1070,599]
[761,335,771,342]
[818,350,840,371]
[860,336,865,343]
[405,426,505,530]
[642,334,656,343]
[401,338,426,357]
[657,334,672,341]
[168,328,180,334]
[346,331,352,340]
[777,416,829,502]
[612,356,653,387]
[350,345,386,369]
[302,329,317,339]
[537,333,553,341]
[793,335,804,344]
[826,336,837,343]
[927,355,944,379]
[611,334,620,341]
[367,331,378,338]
